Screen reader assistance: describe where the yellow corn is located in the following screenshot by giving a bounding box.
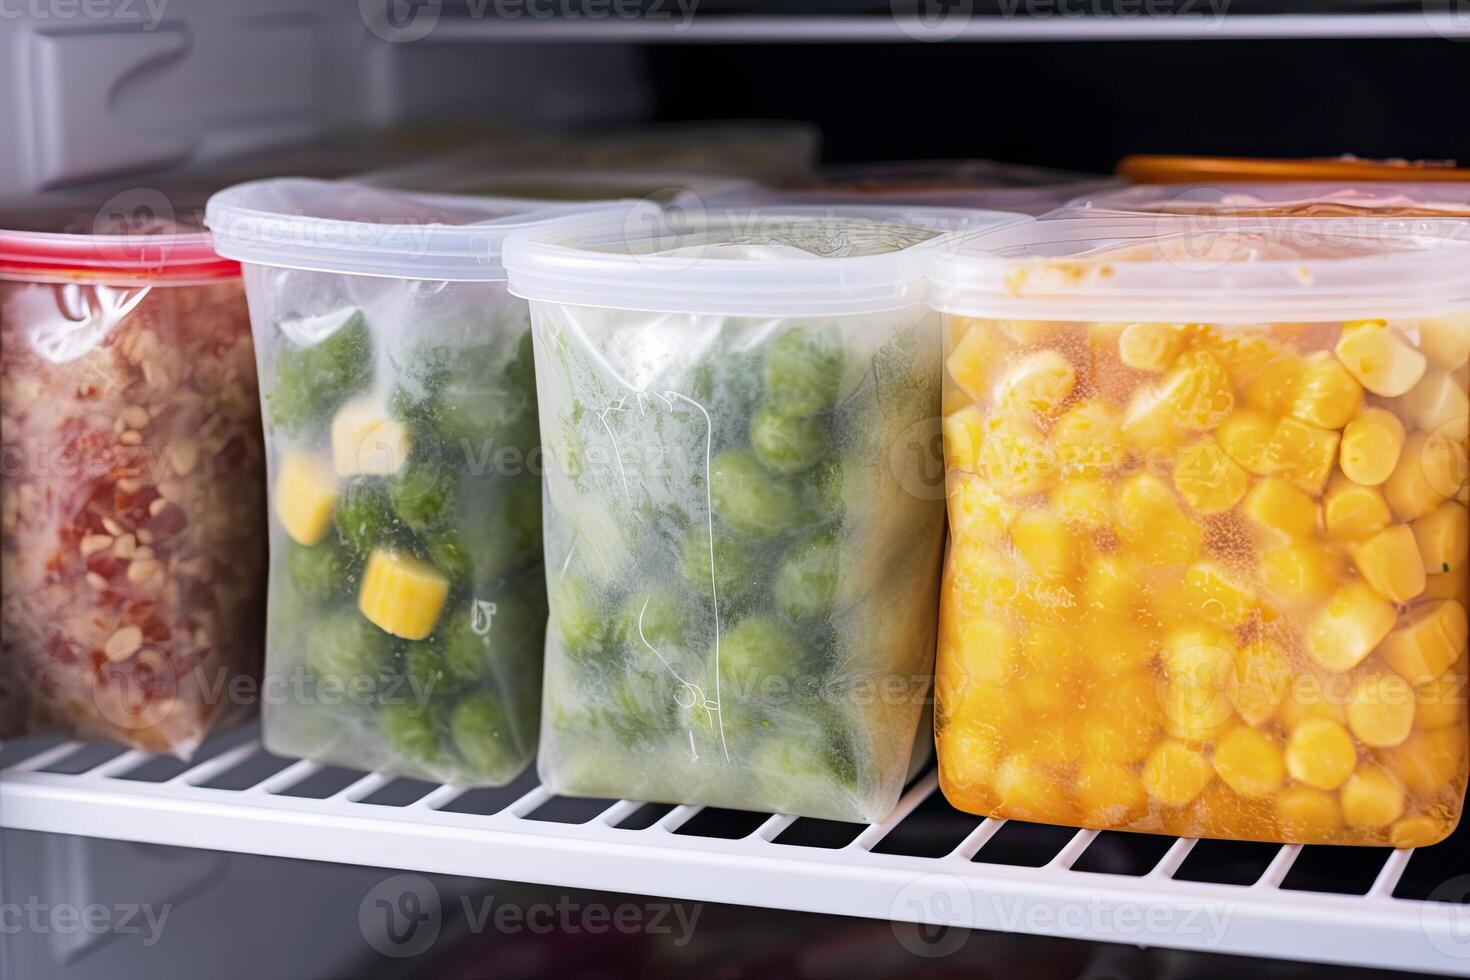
[1413,501,1469,574]
[1416,313,1470,369]
[1404,367,1469,433]
[1413,668,1467,729]
[1323,474,1392,542]
[1245,353,1307,416]
[274,451,338,546]
[1379,599,1468,683]
[1384,432,1452,521]
[1161,623,1235,683]
[1050,401,1126,476]
[1277,785,1343,840]
[1350,524,1426,603]
[1123,349,1235,447]
[1116,472,1202,565]
[1267,416,1340,496]
[942,388,974,418]
[1241,477,1318,540]
[992,754,1065,823]
[938,728,1001,791]
[1384,725,1467,793]
[1083,671,1163,762]
[1422,566,1469,603]
[1180,562,1259,628]
[1077,761,1149,826]
[331,396,411,477]
[1011,509,1080,583]
[1161,677,1235,742]
[1423,420,1469,502]
[1339,407,1406,487]
[1118,322,1187,372]
[1173,439,1249,514]
[1305,581,1398,672]
[998,319,1057,345]
[1081,557,1142,616]
[1142,740,1215,807]
[1345,673,1416,748]
[1051,477,1113,531]
[1213,725,1287,798]
[1228,638,1291,726]
[949,617,1018,685]
[1278,671,1348,730]
[995,349,1077,417]
[1390,814,1453,848]
[945,321,1013,399]
[1215,409,1279,477]
[1203,331,1279,388]
[979,416,1059,498]
[1284,717,1358,790]
[941,405,987,472]
[1290,352,1364,430]
[948,475,1016,544]
[358,548,450,640]
[1335,319,1428,397]
[1341,768,1406,829]
[1262,541,1342,604]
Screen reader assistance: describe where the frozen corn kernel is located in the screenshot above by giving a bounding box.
[993,754,1066,823]
[995,349,1077,417]
[1018,673,1075,720]
[1081,556,1141,615]
[1161,676,1235,742]
[1423,420,1469,502]
[1123,350,1235,447]
[1245,354,1306,415]
[938,728,1002,790]
[1180,562,1258,628]
[1340,768,1406,829]
[1118,322,1187,372]
[1323,474,1392,542]
[1077,760,1149,826]
[1083,672,1162,762]
[1278,671,1348,730]
[1345,673,1416,748]
[1051,477,1113,530]
[942,388,974,417]
[1267,417,1340,496]
[942,405,987,472]
[1277,785,1343,840]
[1351,524,1426,603]
[1385,432,1452,521]
[1173,439,1249,514]
[1142,740,1215,807]
[1050,401,1126,476]
[1117,472,1202,565]
[1306,581,1398,672]
[949,617,1018,685]
[948,475,1016,544]
[1390,814,1453,848]
[1290,353,1364,430]
[1285,717,1358,790]
[1339,408,1406,488]
[1214,412,1277,480]
[979,417,1058,498]
[1335,320,1428,397]
[1021,622,1085,677]
[1205,331,1278,388]
[1413,501,1469,574]
[1413,669,1467,730]
[1229,638,1291,726]
[998,319,1056,345]
[1020,726,1084,769]
[1214,725,1287,798]
[274,451,338,546]
[1404,368,1469,434]
[1162,623,1235,683]
[1242,477,1318,541]
[1416,314,1470,369]
[331,396,411,477]
[1262,541,1342,604]
[358,548,450,641]
[946,322,1013,399]
[1012,509,1080,583]
[1384,725,1467,793]
[1379,599,1468,683]
[1422,566,1469,603]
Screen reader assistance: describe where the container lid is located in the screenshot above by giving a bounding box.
[204,178,652,282]
[502,204,1026,316]
[1117,155,1470,184]
[1062,181,1470,219]
[359,163,751,207]
[928,216,1470,323]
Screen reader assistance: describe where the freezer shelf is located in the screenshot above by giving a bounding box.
[2,724,1468,976]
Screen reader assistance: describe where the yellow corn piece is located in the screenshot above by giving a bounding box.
[948,617,1018,685]
[274,451,338,546]
[1351,524,1426,603]
[1323,474,1392,542]
[998,319,1057,345]
[1391,815,1454,849]
[1290,352,1364,430]
[1262,541,1342,604]
[993,754,1067,823]
[1161,623,1235,683]
[942,388,974,418]
[1116,472,1202,565]
[1384,431,1452,521]
[948,475,1016,545]
[1083,671,1162,762]
[1335,319,1428,397]
[1306,581,1398,672]
[1277,785,1343,840]
[1285,717,1358,790]
[995,349,1077,418]
[1051,477,1113,531]
[1160,678,1235,742]
[1340,768,1406,829]
[1404,367,1469,433]
[1416,313,1470,369]
[1181,561,1258,628]
[1118,322,1187,372]
[1142,740,1215,807]
[942,405,987,472]
[1076,760,1149,826]
[945,321,1013,399]
[1345,673,1416,748]
[1413,501,1469,574]
[1123,349,1235,447]
[1081,556,1142,616]
[1422,566,1469,603]
[1245,354,1306,415]
[1229,638,1291,726]
[1267,416,1340,496]
[1202,331,1278,388]
[331,396,411,477]
[1241,476,1318,540]
[1384,725,1467,793]
[1424,419,1469,502]
[1215,409,1278,477]
[979,417,1058,498]
[1379,599,1468,683]
[1011,509,1080,583]
[1415,667,1468,730]
[937,728,1001,791]
[1050,401,1126,476]
[1173,439,1249,514]
[1214,725,1287,798]
[1278,671,1348,730]
[358,548,450,640]
[1339,407,1406,487]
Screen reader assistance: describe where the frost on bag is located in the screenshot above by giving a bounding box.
[533,301,944,823]
[0,279,266,754]
[254,266,544,785]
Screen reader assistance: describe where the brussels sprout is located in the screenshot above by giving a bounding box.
[454,480,542,584]
[554,573,610,660]
[764,327,843,417]
[334,479,401,557]
[390,459,456,532]
[266,369,315,433]
[286,539,354,602]
[812,456,846,520]
[378,700,444,769]
[713,615,805,701]
[616,589,689,654]
[304,610,393,688]
[677,527,757,604]
[450,693,520,779]
[750,714,859,810]
[270,311,374,431]
[750,402,828,474]
[774,532,839,621]
[505,328,537,400]
[439,608,493,684]
[402,641,469,699]
[709,449,808,538]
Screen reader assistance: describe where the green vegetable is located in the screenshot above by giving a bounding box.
[403,643,469,698]
[764,327,842,418]
[426,532,472,584]
[616,589,689,654]
[390,459,456,532]
[457,479,542,583]
[378,701,444,769]
[554,573,610,659]
[750,712,859,807]
[450,693,518,778]
[774,532,839,621]
[334,479,401,557]
[270,310,373,432]
[678,527,757,604]
[286,539,354,602]
[750,402,827,474]
[714,615,805,701]
[304,610,393,688]
[709,449,808,537]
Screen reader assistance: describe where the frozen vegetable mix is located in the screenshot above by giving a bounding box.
[930,217,1470,846]
[505,204,1021,822]
[0,201,265,755]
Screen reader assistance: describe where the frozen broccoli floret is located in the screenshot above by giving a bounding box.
[425,531,472,585]
[266,369,315,434]
[378,701,444,770]
[389,458,456,533]
[774,532,839,621]
[450,693,521,780]
[440,607,492,683]
[333,479,401,557]
[270,310,373,432]
[677,527,757,604]
[615,588,689,654]
[554,573,610,660]
[750,401,828,474]
[764,327,843,418]
[709,449,809,538]
[286,539,354,603]
[304,610,393,689]
[402,642,469,698]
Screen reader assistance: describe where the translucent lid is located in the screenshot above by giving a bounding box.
[359,163,750,207]
[1063,181,1470,219]
[1116,155,1470,184]
[929,216,1470,323]
[503,204,1025,316]
[204,178,651,282]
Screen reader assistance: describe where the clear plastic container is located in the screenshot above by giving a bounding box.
[929,216,1470,846]
[359,162,750,208]
[205,179,648,785]
[1,195,265,756]
[504,204,1023,822]
[1062,181,1470,220]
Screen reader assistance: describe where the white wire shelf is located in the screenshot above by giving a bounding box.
[3,723,1468,976]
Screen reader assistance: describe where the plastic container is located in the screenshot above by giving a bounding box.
[0,194,265,756]
[1061,181,1470,220]
[929,216,1470,846]
[205,178,647,785]
[504,204,1023,822]
[359,162,750,208]
[1116,156,1470,185]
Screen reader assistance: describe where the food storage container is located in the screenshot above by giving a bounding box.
[1,194,266,756]
[504,204,1024,822]
[929,216,1470,846]
[205,178,647,785]
[1115,155,1470,185]
[1061,181,1470,220]
[360,162,749,208]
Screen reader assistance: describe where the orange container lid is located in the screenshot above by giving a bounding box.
[1117,155,1470,184]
